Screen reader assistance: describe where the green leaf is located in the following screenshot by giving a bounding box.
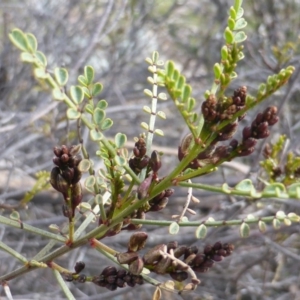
[115,133,127,148]
[236,7,244,19]
[182,85,192,103]
[26,33,38,52]
[234,31,247,43]
[228,17,235,30]
[258,220,267,233]
[195,224,207,239]
[96,99,108,109]
[92,82,103,96]
[235,179,255,193]
[67,108,81,119]
[52,88,65,101]
[272,218,281,230]
[263,183,287,198]
[287,183,300,198]
[35,51,47,67]
[100,118,113,130]
[85,103,94,114]
[90,129,103,141]
[78,159,91,172]
[84,175,96,193]
[54,67,69,86]
[70,86,84,104]
[224,27,234,44]
[239,222,250,238]
[169,222,180,235]
[158,92,167,100]
[93,108,106,125]
[9,29,28,52]
[154,129,164,136]
[114,156,126,166]
[20,52,35,63]
[34,68,48,79]
[213,63,222,79]
[84,65,94,85]
[10,211,20,221]
[78,75,88,86]
[234,18,247,30]
[166,61,175,77]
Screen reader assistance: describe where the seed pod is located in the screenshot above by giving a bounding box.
[137,175,152,200]
[167,241,178,252]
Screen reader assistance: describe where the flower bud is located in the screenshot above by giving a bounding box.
[149,150,162,173]
[74,261,85,273]
[116,252,139,265]
[77,274,87,283]
[129,257,144,275]
[101,266,117,277]
[170,271,188,282]
[137,175,152,200]
[128,232,148,252]
[143,244,165,264]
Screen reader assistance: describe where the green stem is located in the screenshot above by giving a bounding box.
[130,215,290,227]
[53,270,76,300]
[0,215,65,243]
[0,241,28,264]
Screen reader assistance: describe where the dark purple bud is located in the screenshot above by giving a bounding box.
[192,266,209,273]
[213,241,222,251]
[106,275,117,284]
[53,146,62,157]
[242,137,257,148]
[203,258,215,268]
[53,156,62,167]
[63,273,74,282]
[62,167,74,183]
[101,266,117,277]
[184,246,198,259]
[242,126,252,140]
[170,271,188,282]
[204,245,213,255]
[61,153,69,163]
[238,147,255,156]
[149,150,162,173]
[212,255,223,262]
[132,275,144,285]
[116,278,125,288]
[61,145,69,154]
[117,269,127,278]
[137,175,152,200]
[193,253,206,266]
[254,112,263,125]
[74,261,85,273]
[229,139,239,149]
[153,256,172,274]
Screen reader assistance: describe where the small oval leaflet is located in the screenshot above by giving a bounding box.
[70,85,84,105]
[78,159,91,173]
[169,222,180,235]
[84,65,94,85]
[54,67,68,86]
[115,133,127,148]
[67,108,81,120]
[239,222,250,238]
[195,224,207,239]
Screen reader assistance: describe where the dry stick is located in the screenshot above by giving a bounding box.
[176,180,193,222]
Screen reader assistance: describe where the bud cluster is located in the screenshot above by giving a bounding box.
[50,144,83,217]
[129,137,162,176]
[116,233,234,284]
[92,266,144,291]
[202,86,247,124]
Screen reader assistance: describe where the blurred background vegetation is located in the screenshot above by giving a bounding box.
[0,0,300,299]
